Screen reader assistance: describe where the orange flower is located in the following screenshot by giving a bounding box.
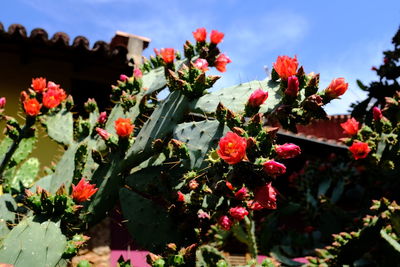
[31,77,47,93]
[349,142,370,160]
[115,118,134,138]
[325,78,348,98]
[72,178,98,203]
[160,48,175,64]
[214,54,232,72]
[217,132,247,164]
[192,28,207,42]
[210,30,224,44]
[23,98,41,116]
[340,118,359,135]
[42,87,67,109]
[273,55,298,80]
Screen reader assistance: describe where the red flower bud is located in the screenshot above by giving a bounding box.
[234,187,249,200]
[229,206,249,221]
[31,77,47,93]
[254,183,277,209]
[275,143,301,159]
[325,78,348,98]
[160,48,175,64]
[263,160,286,176]
[133,68,143,78]
[114,118,134,138]
[349,142,370,160]
[214,54,232,72]
[247,201,264,210]
[72,178,98,203]
[96,127,110,140]
[340,118,359,136]
[194,58,209,72]
[218,215,233,230]
[247,89,268,107]
[373,107,383,121]
[98,112,107,124]
[120,74,129,81]
[0,97,6,109]
[192,28,207,42]
[217,132,247,164]
[285,75,299,97]
[210,30,224,44]
[273,55,298,80]
[23,98,41,116]
[225,181,234,191]
[177,191,185,202]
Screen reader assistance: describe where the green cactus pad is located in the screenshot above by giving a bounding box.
[0,220,10,240]
[189,78,281,114]
[0,137,13,164]
[119,188,182,252]
[0,216,67,267]
[173,120,229,169]
[142,66,167,96]
[10,157,40,190]
[10,136,37,167]
[123,90,189,171]
[0,193,17,222]
[44,108,74,145]
[195,245,230,267]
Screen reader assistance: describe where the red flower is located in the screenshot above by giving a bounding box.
[229,206,249,221]
[0,97,6,109]
[373,107,383,121]
[225,181,234,190]
[31,77,47,93]
[23,98,41,116]
[42,87,66,109]
[248,89,268,107]
[349,142,371,160]
[273,55,298,80]
[193,28,207,42]
[263,160,286,176]
[72,178,98,203]
[254,183,277,209]
[234,187,249,200]
[96,128,110,140]
[114,118,134,138]
[177,191,185,202]
[219,215,233,230]
[340,118,359,136]
[325,78,348,98]
[214,54,232,72]
[285,75,299,97]
[217,132,247,164]
[160,48,175,64]
[210,30,224,44]
[194,58,209,72]
[275,143,301,159]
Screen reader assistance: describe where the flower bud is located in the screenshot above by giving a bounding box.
[177,191,185,202]
[193,58,209,72]
[193,28,207,42]
[210,30,224,44]
[325,78,348,98]
[98,111,107,124]
[95,127,110,140]
[219,215,233,230]
[0,97,6,109]
[133,68,143,78]
[373,107,383,121]
[120,74,129,81]
[229,206,249,221]
[275,143,301,159]
[263,160,286,176]
[84,98,98,113]
[285,76,299,97]
[214,54,231,72]
[254,183,277,209]
[247,89,268,107]
[234,187,249,200]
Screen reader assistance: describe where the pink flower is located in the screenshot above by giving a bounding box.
[210,30,224,44]
[198,211,210,219]
[373,107,383,121]
[189,179,199,190]
[98,112,107,124]
[133,68,143,78]
[340,118,359,136]
[248,89,268,107]
[193,28,207,42]
[120,74,129,81]
[194,58,209,72]
[96,128,110,140]
[285,75,299,97]
[214,54,232,72]
[263,160,286,176]
[72,178,98,203]
[0,97,6,109]
[234,187,249,200]
[229,206,249,221]
[219,215,233,230]
[254,183,277,209]
[275,143,301,159]
[177,191,185,202]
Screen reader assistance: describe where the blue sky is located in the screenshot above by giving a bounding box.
[1,0,399,114]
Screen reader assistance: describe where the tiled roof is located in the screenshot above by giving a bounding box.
[0,22,149,64]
